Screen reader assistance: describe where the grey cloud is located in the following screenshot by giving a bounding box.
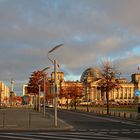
[0,0,140,95]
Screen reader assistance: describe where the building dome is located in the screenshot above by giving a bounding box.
[80,67,102,82]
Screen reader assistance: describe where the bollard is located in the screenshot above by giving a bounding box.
[130,113,132,119]
[124,112,126,118]
[3,112,5,128]
[29,111,31,128]
[102,110,103,115]
[118,112,120,117]
[114,112,116,116]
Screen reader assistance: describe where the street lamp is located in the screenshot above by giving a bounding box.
[38,84,41,112]
[84,79,89,112]
[40,67,50,117]
[48,44,64,127]
[86,83,89,112]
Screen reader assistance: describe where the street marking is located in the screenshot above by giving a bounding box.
[21,134,86,140]
[99,132,108,134]
[121,132,131,134]
[132,129,140,131]
[134,132,140,134]
[0,132,139,140]
[111,129,120,131]
[0,124,17,127]
[69,128,140,135]
[0,135,39,140]
[121,129,130,131]
[109,132,119,134]
[101,129,109,131]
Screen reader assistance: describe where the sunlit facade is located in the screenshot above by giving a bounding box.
[80,67,138,105]
[57,68,139,106]
[0,81,10,106]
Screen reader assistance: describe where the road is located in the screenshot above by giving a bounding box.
[48,108,140,139]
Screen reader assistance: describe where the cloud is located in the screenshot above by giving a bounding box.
[0,0,140,94]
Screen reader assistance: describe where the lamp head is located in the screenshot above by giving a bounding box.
[48,44,64,54]
[42,67,50,72]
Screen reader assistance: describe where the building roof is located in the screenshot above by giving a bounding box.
[80,67,102,82]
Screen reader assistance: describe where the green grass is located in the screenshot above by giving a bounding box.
[75,105,137,112]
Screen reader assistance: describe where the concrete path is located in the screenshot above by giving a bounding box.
[0,108,72,131]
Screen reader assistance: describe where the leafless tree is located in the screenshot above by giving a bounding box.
[99,60,120,115]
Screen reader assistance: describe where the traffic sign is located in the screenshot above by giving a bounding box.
[135,90,140,96]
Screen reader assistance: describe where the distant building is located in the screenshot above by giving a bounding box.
[22,84,35,106]
[26,69,140,107]
[0,81,10,106]
[80,68,137,105]
[55,68,140,106]
[22,84,28,96]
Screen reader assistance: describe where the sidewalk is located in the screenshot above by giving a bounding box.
[0,108,73,132]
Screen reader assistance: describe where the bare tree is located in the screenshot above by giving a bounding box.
[99,60,120,115]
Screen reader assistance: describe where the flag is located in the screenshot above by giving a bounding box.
[57,63,60,68]
[138,66,140,71]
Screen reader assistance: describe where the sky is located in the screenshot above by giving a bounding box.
[0,0,140,95]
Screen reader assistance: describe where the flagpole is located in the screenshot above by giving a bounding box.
[138,66,140,74]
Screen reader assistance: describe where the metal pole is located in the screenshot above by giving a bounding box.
[54,59,58,127]
[43,76,46,118]
[137,96,140,119]
[48,44,64,127]
[35,94,38,110]
[86,83,89,112]
[3,111,5,128]
[0,89,1,109]
[38,85,41,112]
[29,111,31,128]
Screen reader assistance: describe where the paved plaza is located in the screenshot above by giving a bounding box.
[0,108,72,131]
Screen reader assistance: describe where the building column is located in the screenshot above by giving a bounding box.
[90,87,94,102]
[123,87,125,99]
[131,87,134,99]
[126,87,128,99]
[118,88,120,99]
[95,87,98,101]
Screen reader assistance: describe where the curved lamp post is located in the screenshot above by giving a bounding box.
[42,67,50,118]
[38,67,50,117]
[48,44,64,127]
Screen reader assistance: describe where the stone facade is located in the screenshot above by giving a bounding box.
[56,68,140,106]
[0,81,10,106]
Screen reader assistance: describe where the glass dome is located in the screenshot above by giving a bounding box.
[80,67,102,82]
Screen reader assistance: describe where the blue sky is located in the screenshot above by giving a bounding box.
[0,0,140,95]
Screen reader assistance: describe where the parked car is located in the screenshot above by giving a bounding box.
[41,103,54,108]
[45,104,53,108]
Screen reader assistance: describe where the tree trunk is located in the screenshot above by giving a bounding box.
[106,90,109,115]
[74,97,77,110]
[67,98,68,110]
